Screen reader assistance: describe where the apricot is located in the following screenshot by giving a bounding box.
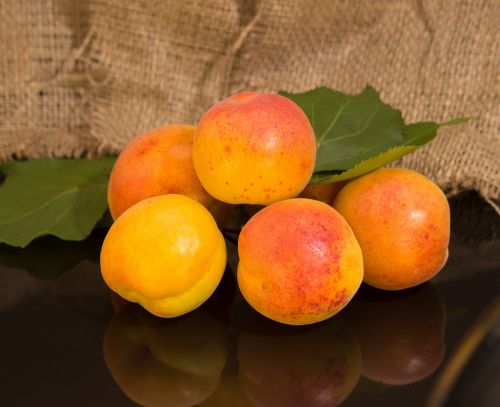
[237,198,363,325]
[107,124,231,224]
[193,92,316,205]
[333,168,450,290]
[299,181,345,203]
[103,305,227,406]
[100,194,226,318]
[238,317,361,407]
[343,284,446,385]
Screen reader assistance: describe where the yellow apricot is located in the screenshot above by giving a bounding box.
[100,194,226,317]
[333,168,450,290]
[193,92,316,205]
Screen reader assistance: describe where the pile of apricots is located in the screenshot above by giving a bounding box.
[100,92,450,325]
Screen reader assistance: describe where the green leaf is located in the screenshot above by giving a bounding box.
[440,117,475,126]
[0,157,115,247]
[280,86,405,172]
[311,122,441,183]
[280,86,470,183]
[311,145,418,183]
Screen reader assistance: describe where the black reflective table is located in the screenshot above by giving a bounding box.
[1,192,499,407]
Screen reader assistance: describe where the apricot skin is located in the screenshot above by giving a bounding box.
[237,198,363,325]
[107,124,230,222]
[333,168,450,290]
[299,181,345,204]
[100,194,226,318]
[193,92,316,205]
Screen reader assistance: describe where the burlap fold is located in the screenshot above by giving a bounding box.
[1,0,499,210]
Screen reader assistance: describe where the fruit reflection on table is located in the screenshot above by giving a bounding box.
[104,282,446,406]
[103,305,227,407]
[199,369,258,407]
[237,316,361,407]
[343,283,446,385]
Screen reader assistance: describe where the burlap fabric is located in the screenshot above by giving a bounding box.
[1,0,499,210]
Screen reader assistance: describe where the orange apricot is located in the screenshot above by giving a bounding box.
[193,92,316,205]
[333,168,450,290]
[107,124,231,223]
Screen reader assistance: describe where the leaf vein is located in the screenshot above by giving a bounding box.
[0,188,78,226]
[321,105,381,145]
[317,96,354,145]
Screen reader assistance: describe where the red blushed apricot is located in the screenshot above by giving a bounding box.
[237,198,363,325]
[238,317,361,407]
[299,181,345,204]
[107,124,231,224]
[193,92,316,205]
[333,168,450,290]
[343,284,446,385]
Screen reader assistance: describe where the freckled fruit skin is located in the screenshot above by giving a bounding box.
[193,92,316,205]
[100,194,227,318]
[333,168,450,290]
[107,124,231,224]
[237,198,363,325]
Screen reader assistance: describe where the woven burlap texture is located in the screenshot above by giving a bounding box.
[1,0,499,210]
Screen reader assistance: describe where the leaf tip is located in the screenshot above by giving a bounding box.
[439,116,475,126]
[362,84,378,94]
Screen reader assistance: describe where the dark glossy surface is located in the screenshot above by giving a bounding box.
[0,192,499,407]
